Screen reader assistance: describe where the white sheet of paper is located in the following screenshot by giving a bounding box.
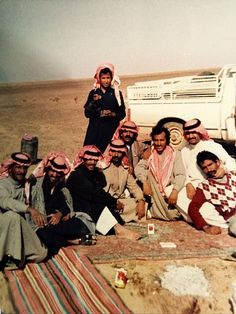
[96,206,117,235]
[159,242,177,248]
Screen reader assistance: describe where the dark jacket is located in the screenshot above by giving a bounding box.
[67,164,123,224]
[83,87,126,152]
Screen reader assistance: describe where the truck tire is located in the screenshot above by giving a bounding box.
[163,121,186,150]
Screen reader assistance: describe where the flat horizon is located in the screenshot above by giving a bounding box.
[0,66,221,88]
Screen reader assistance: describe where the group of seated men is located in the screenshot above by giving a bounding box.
[0,118,236,270]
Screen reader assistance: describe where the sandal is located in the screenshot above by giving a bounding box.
[68,234,97,246]
[79,234,97,246]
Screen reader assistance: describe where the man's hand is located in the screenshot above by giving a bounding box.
[167,189,178,206]
[102,109,115,116]
[143,181,152,196]
[214,166,226,179]
[116,200,124,213]
[136,200,146,220]
[128,165,134,175]
[186,183,196,200]
[48,211,63,225]
[62,213,71,221]
[203,225,222,235]
[27,207,47,227]
[93,94,102,101]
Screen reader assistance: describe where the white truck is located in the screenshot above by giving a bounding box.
[127,65,236,151]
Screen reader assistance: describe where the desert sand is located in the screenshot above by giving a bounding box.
[96,257,236,314]
[1,67,236,314]
[0,67,219,162]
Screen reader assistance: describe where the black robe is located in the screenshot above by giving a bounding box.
[83,87,126,152]
[66,164,124,225]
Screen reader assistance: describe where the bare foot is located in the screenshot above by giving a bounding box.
[114,224,141,241]
[203,225,222,235]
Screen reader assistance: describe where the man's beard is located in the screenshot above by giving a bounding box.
[123,136,134,144]
[208,170,217,178]
[111,156,122,165]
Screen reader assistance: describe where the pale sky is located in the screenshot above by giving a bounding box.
[1,0,236,83]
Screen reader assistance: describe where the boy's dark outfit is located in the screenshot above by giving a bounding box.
[83,87,126,152]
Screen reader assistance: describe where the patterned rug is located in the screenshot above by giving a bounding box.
[75,219,236,263]
[5,248,130,314]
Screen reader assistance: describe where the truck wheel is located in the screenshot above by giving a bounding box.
[163,121,186,150]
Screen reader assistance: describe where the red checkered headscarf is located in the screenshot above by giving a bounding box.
[33,152,71,178]
[0,152,31,179]
[93,63,122,107]
[148,145,176,193]
[109,139,128,154]
[73,145,104,169]
[112,120,139,141]
[119,120,139,134]
[183,119,210,141]
[104,139,129,168]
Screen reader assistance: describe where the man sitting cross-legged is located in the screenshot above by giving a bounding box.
[135,126,186,221]
[67,145,141,240]
[188,150,236,235]
[29,152,96,257]
[0,152,47,270]
[103,139,145,222]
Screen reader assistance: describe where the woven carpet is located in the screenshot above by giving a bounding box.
[75,219,236,263]
[5,248,130,314]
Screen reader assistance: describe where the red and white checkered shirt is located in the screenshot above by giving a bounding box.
[198,171,236,212]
